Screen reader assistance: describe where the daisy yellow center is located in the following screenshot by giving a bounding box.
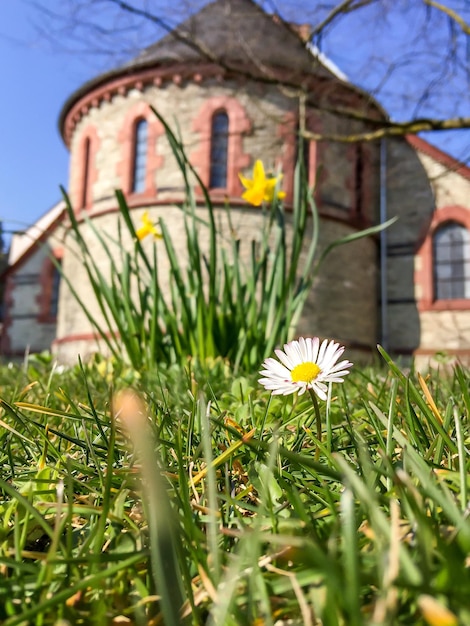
[291,362,321,383]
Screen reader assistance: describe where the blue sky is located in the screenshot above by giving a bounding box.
[0,1,91,239]
[1,0,470,244]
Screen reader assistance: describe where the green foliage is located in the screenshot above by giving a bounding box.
[0,352,470,624]
[60,109,394,373]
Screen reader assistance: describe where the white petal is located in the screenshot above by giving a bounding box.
[322,371,347,380]
[284,340,303,366]
[319,341,341,370]
[327,369,351,380]
[309,336,320,363]
[326,360,352,376]
[317,338,329,364]
[324,372,348,383]
[330,357,352,370]
[273,382,297,395]
[298,337,308,362]
[326,346,344,369]
[306,337,320,363]
[275,348,295,370]
[261,358,292,379]
[312,381,328,400]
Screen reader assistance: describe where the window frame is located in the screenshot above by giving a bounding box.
[117,102,164,198]
[73,125,99,212]
[191,96,251,197]
[415,205,470,311]
[433,221,470,301]
[131,117,149,194]
[209,110,229,190]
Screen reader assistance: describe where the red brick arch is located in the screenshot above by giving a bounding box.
[117,101,165,198]
[190,96,252,197]
[416,205,470,310]
[72,124,100,212]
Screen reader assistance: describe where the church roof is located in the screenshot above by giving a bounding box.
[408,134,470,182]
[6,201,65,271]
[122,0,334,79]
[59,0,348,133]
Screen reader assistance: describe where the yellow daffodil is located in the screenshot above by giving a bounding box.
[239,160,286,206]
[135,211,162,241]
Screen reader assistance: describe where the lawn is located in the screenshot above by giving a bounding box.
[2,118,468,625]
[0,348,469,625]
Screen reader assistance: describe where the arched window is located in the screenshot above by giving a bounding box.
[433,221,470,300]
[81,137,91,209]
[74,125,99,212]
[209,111,229,189]
[132,118,148,193]
[117,105,163,197]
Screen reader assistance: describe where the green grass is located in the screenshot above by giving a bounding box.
[0,349,469,625]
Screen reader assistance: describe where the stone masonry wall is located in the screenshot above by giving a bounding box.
[56,77,380,364]
[55,203,378,363]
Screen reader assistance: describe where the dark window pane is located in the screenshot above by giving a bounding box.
[132,119,148,193]
[81,138,91,208]
[209,111,228,189]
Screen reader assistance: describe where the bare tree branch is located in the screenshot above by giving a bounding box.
[309,0,378,38]
[423,0,470,35]
[30,0,470,157]
[304,115,470,142]
[106,0,221,62]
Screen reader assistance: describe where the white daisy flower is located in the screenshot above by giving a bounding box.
[259,337,352,400]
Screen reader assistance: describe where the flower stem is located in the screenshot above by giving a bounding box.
[308,388,322,461]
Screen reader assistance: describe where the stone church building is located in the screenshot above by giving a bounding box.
[2,0,470,367]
